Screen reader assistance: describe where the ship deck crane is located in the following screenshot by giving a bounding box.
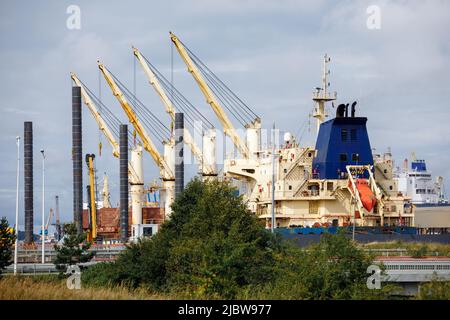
[86,154,97,242]
[170,32,253,159]
[71,73,145,230]
[44,208,53,241]
[53,195,61,241]
[98,61,175,217]
[133,47,216,176]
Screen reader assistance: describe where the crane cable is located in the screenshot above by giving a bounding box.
[179,38,259,125]
[141,53,214,132]
[105,67,171,143]
[81,79,135,149]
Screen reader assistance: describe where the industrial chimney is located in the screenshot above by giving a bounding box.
[24,121,33,244]
[72,86,83,234]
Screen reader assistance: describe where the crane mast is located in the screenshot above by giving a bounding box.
[133,47,216,176]
[169,32,250,159]
[97,61,174,180]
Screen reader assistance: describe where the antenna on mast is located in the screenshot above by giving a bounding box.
[312,54,337,136]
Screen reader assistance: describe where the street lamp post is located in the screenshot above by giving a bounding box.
[271,122,276,233]
[40,149,45,264]
[14,136,20,275]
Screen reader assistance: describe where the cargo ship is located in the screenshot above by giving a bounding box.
[395,156,449,207]
[225,55,414,229]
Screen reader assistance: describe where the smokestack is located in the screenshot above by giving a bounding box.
[175,113,184,196]
[119,124,128,242]
[72,86,83,235]
[24,121,33,244]
[351,101,357,117]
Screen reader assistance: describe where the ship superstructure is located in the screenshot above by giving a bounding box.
[395,155,448,206]
[221,55,415,228]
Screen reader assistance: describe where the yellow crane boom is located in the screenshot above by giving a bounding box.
[169,32,250,159]
[97,61,174,179]
[133,47,215,175]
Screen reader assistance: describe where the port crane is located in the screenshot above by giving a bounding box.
[170,32,265,208]
[53,195,61,241]
[133,46,216,177]
[42,208,53,241]
[71,73,145,226]
[97,61,175,217]
[85,154,97,242]
[170,32,261,160]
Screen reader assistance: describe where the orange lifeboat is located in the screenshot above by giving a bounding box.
[354,179,377,212]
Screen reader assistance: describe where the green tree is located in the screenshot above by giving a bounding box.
[83,178,281,298]
[0,217,16,275]
[54,223,94,272]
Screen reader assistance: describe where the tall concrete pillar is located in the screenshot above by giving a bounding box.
[72,86,83,234]
[119,124,129,242]
[24,121,34,244]
[175,113,184,197]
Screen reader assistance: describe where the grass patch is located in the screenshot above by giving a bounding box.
[361,241,450,257]
[0,275,168,300]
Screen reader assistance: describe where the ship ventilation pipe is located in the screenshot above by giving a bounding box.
[24,121,34,244]
[337,104,346,118]
[345,103,349,117]
[119,124,129,242]
[72,86,83,235]
[351,101,357,117]
[175,113,184,197]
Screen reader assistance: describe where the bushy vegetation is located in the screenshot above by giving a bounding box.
[362,241,450,257]
[408,245,429,258]
[417,278,450,300]
[83,179,396,299]
[0,217,16,275]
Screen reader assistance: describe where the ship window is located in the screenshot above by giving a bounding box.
[340,153,348,162]
[341,129,348,141]
[284,168,287,173]
[327,182,333,191]
[389,185,393,190]
[352,153,359,162]
[308,152,312,157]
[288,185,292,190]
[350,129,357,141]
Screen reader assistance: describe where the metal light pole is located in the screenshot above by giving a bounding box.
[271,122,276,233]
[352,198,356,241]
[14,136,20,275]
[40,149,45,264]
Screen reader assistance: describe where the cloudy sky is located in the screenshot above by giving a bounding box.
[1,0,449,230]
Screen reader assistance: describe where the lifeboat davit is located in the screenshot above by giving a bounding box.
[354,179,377,212]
